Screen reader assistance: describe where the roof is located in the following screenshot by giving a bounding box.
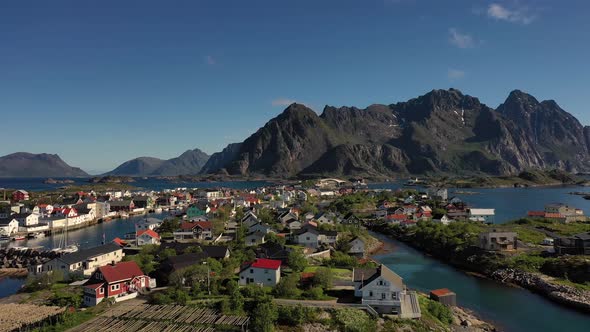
[0,218,17,226]
[248,258,281,270]
[201,245,229,259]
[137,229,160,239]
[430,288,455,297]
[164,252,208,271]
[83,283,104,289]
[353,264,404,290]
[179,221,211,231]
[98,261,145,283]
[469,208,495,215]
[112,238,127,247]
[58,243,122,265]
[108,200,133,207]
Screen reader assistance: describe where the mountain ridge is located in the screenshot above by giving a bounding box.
[0,152,89,177]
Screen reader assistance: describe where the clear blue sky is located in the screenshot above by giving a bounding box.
[1,0,588,173]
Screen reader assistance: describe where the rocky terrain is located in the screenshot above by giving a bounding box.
[204,89,590,178]
[0,153,88,177]
[491,268,590,313]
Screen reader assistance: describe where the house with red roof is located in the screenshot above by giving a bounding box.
[173,221,213,241]
[82,261,152,307]
[238,258,281,286]
[136,229,160,246]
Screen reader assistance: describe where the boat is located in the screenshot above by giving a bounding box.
[11,235,26,241]
[61,244,79,253]
[119,212,129,219]
[27,232,45,239]
[154,207,163,214]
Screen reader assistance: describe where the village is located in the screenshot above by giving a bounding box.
[0,178,589,331]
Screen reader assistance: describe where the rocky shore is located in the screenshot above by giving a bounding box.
[490,269,590,313]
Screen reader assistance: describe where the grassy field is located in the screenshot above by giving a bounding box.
[303,266,352,281]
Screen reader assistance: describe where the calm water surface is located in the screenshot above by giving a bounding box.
[372,232,590,332]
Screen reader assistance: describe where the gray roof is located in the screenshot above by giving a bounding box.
[353,264,404,289]
[57,243,122,265]
[0,218,17,226]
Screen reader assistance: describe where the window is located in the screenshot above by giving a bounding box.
[99,288,104,294]
[392,292,397,300]
[250,269,254,273]
[111,284,120,291]
[264,270,268,274]
[369,291,373,297]
[382,293,386,299]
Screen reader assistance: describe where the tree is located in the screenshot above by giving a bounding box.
[312,267,333,289]
[288,250,308,272]
[250,296,278,332]
[159,248,177,261]
[273,273,301,298]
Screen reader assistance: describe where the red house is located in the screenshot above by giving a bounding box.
[12,190,29,202]
[82,261,152,307]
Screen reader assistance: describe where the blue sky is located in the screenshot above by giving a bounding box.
[0,0,588,173]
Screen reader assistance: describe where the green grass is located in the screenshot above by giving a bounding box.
[33,307,101,332]
[303,266,352,280]
[551,278,590,291]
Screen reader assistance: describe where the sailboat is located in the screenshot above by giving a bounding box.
[52,218,78,253]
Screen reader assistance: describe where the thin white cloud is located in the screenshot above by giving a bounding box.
[487,3,536,24]
[205,55,216,65]
[448,28,474,48]
[271,98,296,107]
[448,68,465,80]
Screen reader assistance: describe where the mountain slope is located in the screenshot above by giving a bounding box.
[199,143,242,174]
[151,148,210,176]
[0,152,89,177]
[104,157,165,176]
[203,89,590,177]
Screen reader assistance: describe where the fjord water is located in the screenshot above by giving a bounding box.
[372,233,590,332]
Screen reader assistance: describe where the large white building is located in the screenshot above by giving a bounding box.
[34,243,124,277]
[353,264,421,318]
[238,258,281,287]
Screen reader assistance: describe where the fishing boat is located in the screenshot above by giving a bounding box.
[61,244,79,253]
[27,232,45,239]
[11,235,26,241]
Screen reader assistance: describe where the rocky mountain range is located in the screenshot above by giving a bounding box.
[104,148,210,176]
[2,89,588,179]
[202,89,590,178]
[0,153,89,177]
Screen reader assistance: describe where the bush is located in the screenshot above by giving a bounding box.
[288,250,308,272]
[332,307,376,332]
[50,290,83,308]
[304,287,324,300]
[273,273,301,298]
[241,284,266,298]
[312,267,333,289]
[278,304,309,326]
[426,300,453,325]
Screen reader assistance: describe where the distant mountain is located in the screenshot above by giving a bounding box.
[104,157,165,176]
[105,149,210,176]
[152,149,210,176]
[0,152,89,177]
[200,89,590,178]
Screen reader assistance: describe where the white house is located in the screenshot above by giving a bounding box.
[36,243,124,277]
[238,258,281,287]
[353,264,421,318]
[136,229,161,246]
[245,231,266,246]
[13,212,39,227]
[432,215,452,226]
[135,218,162,233]
[348,237,366,256]
[469,208,495,223]
[0,218,19,236]
[292,227,320,248]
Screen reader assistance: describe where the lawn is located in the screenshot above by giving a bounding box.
[304,266,352,281]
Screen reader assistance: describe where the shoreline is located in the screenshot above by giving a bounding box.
[369,227,590,316]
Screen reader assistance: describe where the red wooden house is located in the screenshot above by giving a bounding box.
[82,261,151,307]
[12,190,29,202]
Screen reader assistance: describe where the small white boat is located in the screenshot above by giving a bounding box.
[154,207,163,213]
[61,244,79,254]
[119,212,129,219]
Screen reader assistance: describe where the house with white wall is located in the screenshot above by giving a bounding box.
[238,258,281,287]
